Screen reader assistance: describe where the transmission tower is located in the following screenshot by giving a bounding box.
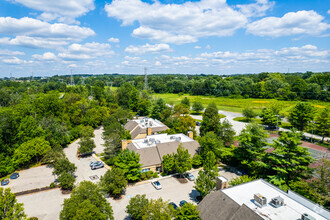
[70,69,74,86]
[144,67,148,90]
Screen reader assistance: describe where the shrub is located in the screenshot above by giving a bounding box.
[50,182,56,188]
[146,171,152,179]
[140,172,146,180]
[153,172,159,178]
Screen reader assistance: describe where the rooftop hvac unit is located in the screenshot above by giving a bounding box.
[270,196,284,208]
[143,139,148,143]
[170,136,175,140]
[301,213,316,220]
[149,121,153,126]
[140,119,144,123]
[254,194,267,207]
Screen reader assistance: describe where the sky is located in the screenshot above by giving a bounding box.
[0,0,329,77]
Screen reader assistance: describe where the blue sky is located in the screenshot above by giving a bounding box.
[0,0,329,77]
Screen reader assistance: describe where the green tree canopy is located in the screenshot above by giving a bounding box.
[60,181,113,220]
[126,194,149,220]
[181,97,190,108]
[242,107,257,122]
[0,188,26,220]
[315,108,330,143]
[174,145,192,177]
[218,119,235,147]
[176,203,200,220]
[78,137,96,154]
[58,172,75,190]
[114,149,141,182]
[199,132,224,159]
[99,168,127,197]
[192,102,203,114]
[53,158,77,176]
[289,102,315,131]
[200,103,220,136]
[162,154,175,174]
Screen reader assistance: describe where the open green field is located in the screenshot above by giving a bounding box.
[153,93,329,115]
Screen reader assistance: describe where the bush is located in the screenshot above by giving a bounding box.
[50,182,56,188]
[192,154,203,168]
[153,172,159,178]
[161,172,167,177]
[28,217,39,220]
[146,171,153,179]
[140,172,146,180]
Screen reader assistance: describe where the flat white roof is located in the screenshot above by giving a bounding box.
[133,117,165,129]
[222,179,329,220]
[132,133,193,149]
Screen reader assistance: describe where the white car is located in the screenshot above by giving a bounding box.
[184,173,195,181]
[151,180,162,190]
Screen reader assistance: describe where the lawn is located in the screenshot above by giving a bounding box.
[153,93,329,115]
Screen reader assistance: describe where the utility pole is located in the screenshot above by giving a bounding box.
[144,67,148,90]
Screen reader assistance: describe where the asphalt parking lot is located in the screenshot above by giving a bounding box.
[17,188,69,220]
[64,139,107,183]
[3,165,54,193]
[108,170,200,219]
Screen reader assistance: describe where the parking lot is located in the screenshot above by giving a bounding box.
[3,165,54,193]
[17,188,69,220]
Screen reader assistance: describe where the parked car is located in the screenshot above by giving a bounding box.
[151,180,162,190]
[179,200,188,207]
[169,202,178,210]
[90,161,98,167]
[184,172,195,181]
[10,173,19,179]
[195,121,201,126]
[91,161,104,170]
[1,179,9,186]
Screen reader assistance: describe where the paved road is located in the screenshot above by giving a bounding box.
[191,110,329,142]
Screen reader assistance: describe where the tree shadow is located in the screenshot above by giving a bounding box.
[189,189,201,203]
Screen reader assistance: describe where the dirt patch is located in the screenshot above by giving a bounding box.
[15,185,59,196]
[174,174,188,184]
[61,189,72,194]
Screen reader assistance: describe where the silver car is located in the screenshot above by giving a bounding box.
[184,172,195,181]
[151,180,162,190]
[91,161,104,170]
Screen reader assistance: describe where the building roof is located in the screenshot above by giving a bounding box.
[127,133,199,168]
[124,117,169,139]
[197,191,262,220]
[222,179,329,220]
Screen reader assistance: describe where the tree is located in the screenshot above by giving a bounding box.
[126,194,149,220]
[268,130,314,187]
[162,154,175,174]
[78,137,96,154]
[60,181,113,220]
[176,203,200,220]
[14,137,51,166]
[114,149,141,182]
[229,175,256,186]
[174,145,192,177]
[181,97,190,108]
[58,172,75,190]
[289,102,315,131]
[0,188,26,220]
[194,152,218,198]
[173,104,189,116]
[260,108,281,129]
[142,198,175,220]
[199,132,224,159]
[192,102,203,114]
[16,115,45,145]
[236,123,268,176]
[218,119,235,147]
[53,158,77,176]
[200,103,220,136]
[150,98,166,120]
[315,108,330,143]
[242,107,256,122]
[99,168,127,197]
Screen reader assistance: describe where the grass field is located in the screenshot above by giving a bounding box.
[153,93,329,115]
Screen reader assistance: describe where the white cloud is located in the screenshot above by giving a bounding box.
[0,36,69,48]
[105,0,247,44]
[237,0,274,17]
[0,17,95,39]
[247,10,330,37]
[125,43,172,54]
[12,0,95,23]
[328,10,330,14]
[68,64,77,68]
[108,37,120,43]
[58,42,114,60]
[194,46,201,49]
[0,49,24,56]
[32,52,57,60]
[206,45,211,49]
[155,61,162,66]
[2,57,32,65]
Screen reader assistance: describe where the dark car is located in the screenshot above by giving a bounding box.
[1,179,9,186]
[195,121,201,126]
[169,202,178,210]
[10,173,19,179]
[179,200,188,207]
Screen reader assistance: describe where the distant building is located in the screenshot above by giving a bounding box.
[124,117,169,139]
[198,179,329,220]
[122,132,198,172]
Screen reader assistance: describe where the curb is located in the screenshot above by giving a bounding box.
[92,154,111,170]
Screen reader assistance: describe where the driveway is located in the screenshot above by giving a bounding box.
[92,126,106,154]
[3,165,55,193]
[191,110,246,136]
